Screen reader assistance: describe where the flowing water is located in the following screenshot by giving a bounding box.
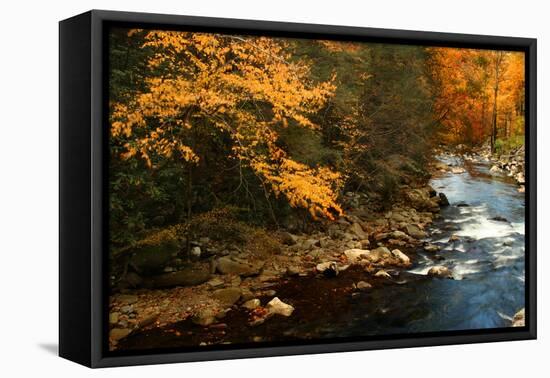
[117,153,525,351]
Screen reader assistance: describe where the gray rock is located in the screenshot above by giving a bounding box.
[286,266,301,276]
[192,308,218,326]
[356,281,372,290]
[405,224,427,239]
[280,231,298,246]
[344,249,370,264]
[266,297,294,316]
[391,249,411,265]
[212,287,242,306]
[216,257,260,276]
[427,266,453,279]
[374,269,391,279]
[349,222,368,239]
[146,266,211,288]
[110,328,132,341]
[316,261,339,277]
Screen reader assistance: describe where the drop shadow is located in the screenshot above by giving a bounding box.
[38,343,58,356]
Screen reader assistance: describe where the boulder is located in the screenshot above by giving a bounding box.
[405,188,439,211]
[390,230,409,240]
[343,249,370,264]
[302,239,320,250]
[427,266,453,279]
[512,308,525,327]
[109,328,132,341]
[374,269,391,279]
[117,294,138,305]
[349,222,368,239]
[391,249,411,265]
[192,308,218,326]
[128,240,179,274]
[212,287,242,306]
[316,261,339,277]
[438,193,450,207]
[405,224,427,239]
[216,257,260,276]
[366,247,394,264]
[266,297,294,317]
[280,231,298,246]
[146,265,210,288]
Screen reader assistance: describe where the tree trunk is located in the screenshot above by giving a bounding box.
[490,52,503,154]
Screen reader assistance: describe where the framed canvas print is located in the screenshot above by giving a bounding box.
[59,10,537,368]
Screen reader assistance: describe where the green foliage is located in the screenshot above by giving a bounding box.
[494,135,525,155]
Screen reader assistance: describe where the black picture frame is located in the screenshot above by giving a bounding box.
[59,9,537,368]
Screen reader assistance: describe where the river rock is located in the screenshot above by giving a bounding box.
[316,261,339,277]
[424,244,440,253]
[344,249,370,264]
[349,222,368,239]
[374,269,391,279]
[286,266,301,276]
[438,193,450,207]
[242,298,261,310]
[406,187,440,211]
[213,287,242,306]
[266,297,294,317]
[216,257,260,276]
[109,312,120,325]
[366,247,393,264]
[110,328,132,341]
[512,308,525,327]
[405,224,427,239]
[451,167,466,174]
[192,308,218,326]
[117,294,138,305]
[280,231,298,246]
[391,249,411,265]
[146,265,211,288]
[448,234,460,242]
[356,281,372,290]
[427,266,453,279]
[302,239,320,250]
[390,230,409,240]
[490,216,509,222]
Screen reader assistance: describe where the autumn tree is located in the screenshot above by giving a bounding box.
[110,29,342,233]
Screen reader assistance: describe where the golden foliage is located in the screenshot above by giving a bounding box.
[110,30,341,219]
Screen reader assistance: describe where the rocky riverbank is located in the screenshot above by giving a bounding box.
[109,179,451,350]
[109,146,526,351]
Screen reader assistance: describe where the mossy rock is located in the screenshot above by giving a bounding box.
[129,239,180,275]
[145,264,211,288]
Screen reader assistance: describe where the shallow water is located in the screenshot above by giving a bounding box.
[282,154,525,338]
